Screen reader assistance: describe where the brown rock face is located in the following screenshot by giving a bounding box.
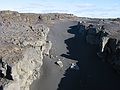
[0,11,52,90]
[0,10,78,90]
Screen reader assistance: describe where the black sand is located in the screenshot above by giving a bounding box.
[30,20,120,90]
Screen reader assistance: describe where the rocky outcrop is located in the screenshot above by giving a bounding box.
[79,20,120,74]
[98,38,120,73]
[1,10,120,90]
[0,11,52,90]
[0,10,80,90]
[85,25,108,45]
[77,22,109,47]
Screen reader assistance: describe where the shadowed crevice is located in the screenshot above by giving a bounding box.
[58,23,120,90]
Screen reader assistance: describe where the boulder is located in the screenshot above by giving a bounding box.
[70,63,79,70]
[55,60,63,68]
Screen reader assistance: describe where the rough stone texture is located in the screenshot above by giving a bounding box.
[0,10,80,90]
[0,11,53,90]
[55,60,63,68]
[77,19,120,74]
[1,10,120,90]
[100,38,120,73]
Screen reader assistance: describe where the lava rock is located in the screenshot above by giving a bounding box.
[55,60,63,68]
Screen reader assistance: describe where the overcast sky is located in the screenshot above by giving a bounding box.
[0,0,120,18]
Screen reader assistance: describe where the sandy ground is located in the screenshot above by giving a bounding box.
[30,20,120,90]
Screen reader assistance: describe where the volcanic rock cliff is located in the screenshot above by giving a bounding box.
[0,11,53,90]
[0,10,120,90]
[0,10,78,90]
[78,20,120,77]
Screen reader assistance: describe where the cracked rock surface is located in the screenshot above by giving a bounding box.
[0,11,53,90]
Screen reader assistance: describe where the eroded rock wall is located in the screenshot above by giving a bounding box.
[78,19,120,74]
[0,11,52,90]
